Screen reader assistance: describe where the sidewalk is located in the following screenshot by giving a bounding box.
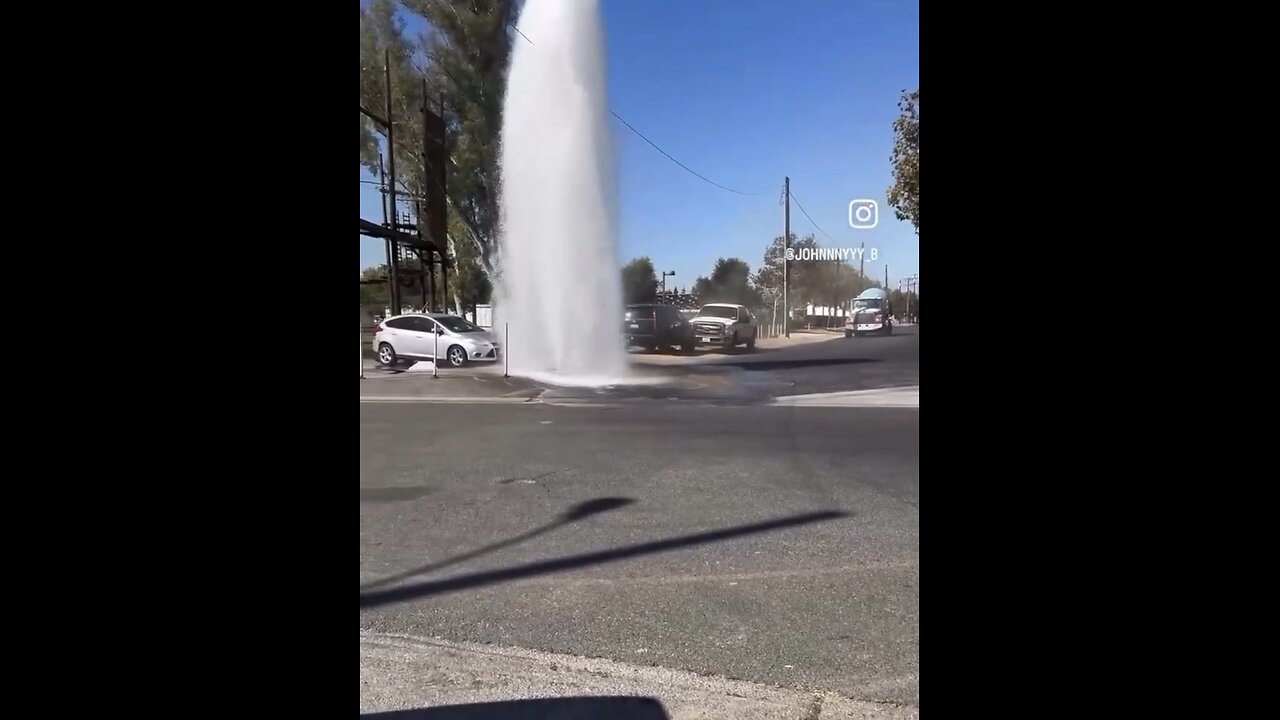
[361,632,917,720]
[756,329,843,349]
[361,365,544,404]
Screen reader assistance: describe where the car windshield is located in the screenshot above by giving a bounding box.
[436,316,483,333]
[853,299,883,310]
[699,306,738,319]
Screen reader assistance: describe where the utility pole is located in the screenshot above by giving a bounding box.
[859,240,865,282]
[884,265,891,320]
[436,93,449,314]
[420,77,435,312]
[902,274,918,322]
[783,177,790,338]
[379,153,391,313]
[384,50,400,315]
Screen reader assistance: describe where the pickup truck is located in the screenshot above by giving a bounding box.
[689,303,757,350]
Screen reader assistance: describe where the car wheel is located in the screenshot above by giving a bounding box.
[844,330,852,339]
[746,330,756,349]
[446,345,468,367]
[681,337,696,352]
[378,342,398,365]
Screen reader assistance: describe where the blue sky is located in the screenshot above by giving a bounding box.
[360,0,919,288]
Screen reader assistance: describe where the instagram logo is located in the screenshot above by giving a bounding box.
[848,199,878,230]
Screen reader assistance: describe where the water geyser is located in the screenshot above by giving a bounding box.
[494,0,629,385]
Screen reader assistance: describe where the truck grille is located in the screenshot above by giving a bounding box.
[694,323,723,335]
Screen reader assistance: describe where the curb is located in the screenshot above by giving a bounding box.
[360,395,542,404]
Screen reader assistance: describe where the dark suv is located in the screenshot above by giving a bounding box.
[623,304,695,353]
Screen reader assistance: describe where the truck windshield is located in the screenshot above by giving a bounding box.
[699,306,738,319]
[853,299,883,310]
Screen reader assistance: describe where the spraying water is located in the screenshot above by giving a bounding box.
[495,0,629,385]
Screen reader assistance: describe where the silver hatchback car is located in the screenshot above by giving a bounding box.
[373,314,500,367]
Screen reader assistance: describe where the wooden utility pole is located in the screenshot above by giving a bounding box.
[783,177,791,338]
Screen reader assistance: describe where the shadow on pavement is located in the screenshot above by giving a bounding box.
[363,696,669,719]
[361,498,636,592]
[360,509,849,609]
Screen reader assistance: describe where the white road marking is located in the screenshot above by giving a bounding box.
[772,386,919,408]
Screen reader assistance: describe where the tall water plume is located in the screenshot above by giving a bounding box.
[494,0,628,383]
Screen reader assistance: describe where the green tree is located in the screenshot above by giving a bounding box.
[360,265,391,307]
[889,288,906,318]
[359,0,516,309]
[812,260,868,306]
[621,257,658,304]
[445,212,492,312]
[886,89,919,234]
[694,258,761,307]
[754,233,822,312]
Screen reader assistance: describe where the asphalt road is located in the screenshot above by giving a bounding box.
[696,326,919,397]
[360,401,919,708]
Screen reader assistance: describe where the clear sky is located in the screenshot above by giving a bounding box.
[360,0,919,288]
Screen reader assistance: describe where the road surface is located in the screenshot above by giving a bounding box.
[360,401,919,712]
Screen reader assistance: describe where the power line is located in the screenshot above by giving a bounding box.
[788,190,836,244]
[509,25,762,197]
[608,111,760,195]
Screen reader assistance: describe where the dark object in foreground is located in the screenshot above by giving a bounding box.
[363,696,669,720]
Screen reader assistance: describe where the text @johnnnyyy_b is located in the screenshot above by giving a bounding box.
[786,246,879,261]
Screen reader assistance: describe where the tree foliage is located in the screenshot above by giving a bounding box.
[886,89,919,234]
[890,289,918,320]
[694,258,761,307]
[621,256,658,304]
[404,0,516,272]
[359,0,517,310]
[360,265,391,307]
[753,233,886,312]
[754,233,823,308]
[449,212,493,310]
[808,260,875,309]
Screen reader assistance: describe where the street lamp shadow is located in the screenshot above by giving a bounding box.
[359,509,850,609]
[361,497,636,592]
